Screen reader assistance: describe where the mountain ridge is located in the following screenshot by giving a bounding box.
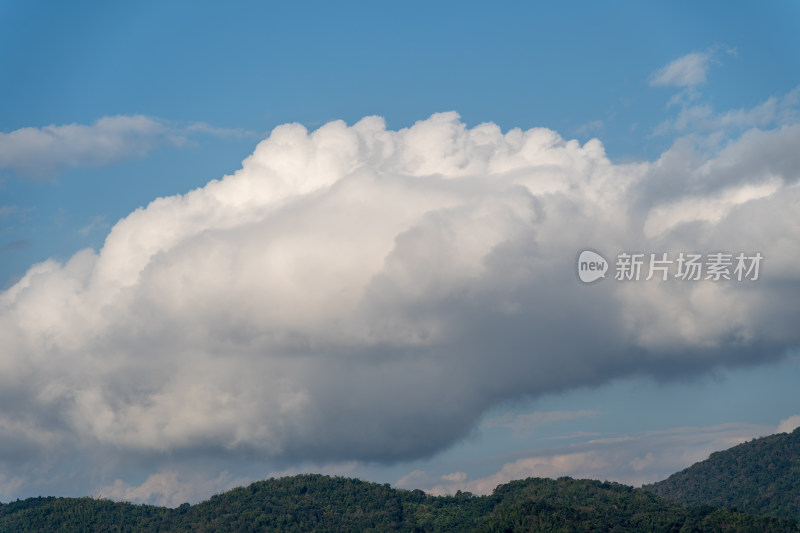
[1,472,798,532]
[3,427,800,531]
[645,426,800,522]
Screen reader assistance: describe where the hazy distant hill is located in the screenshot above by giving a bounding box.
[645,426,800,522]
[2,473,799,532]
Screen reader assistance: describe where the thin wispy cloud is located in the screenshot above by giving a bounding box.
[574,120,604,136]
[653,86,800,135]
[777,415,800,434]
[0,240,30,252]
[78,215,108,237]
[0,116,255,180]
[98,470,249,508]
[650,52,712,88]
[0,205,32,222]
[423,422,775,495]
[482,410,597,436]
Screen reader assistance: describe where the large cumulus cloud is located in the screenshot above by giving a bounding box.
[1,112,799,480]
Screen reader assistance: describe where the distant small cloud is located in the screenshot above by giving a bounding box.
[395,470,432,489]
[78,215,109,237]
[441,471,466,482]
[652,85,799,136]
[98,470,246,508]
[650,52,712,88]
[574,120,604,136]
[666,87,701,109]
[777,415,800,434]
[0,205,32,222]
[0,240,30,252]
[546,431,602,441]
[0,116,256,180]
[184,122,255,138]
[426,422,772,495]
[0,474,27,500]
[0,206,18,219]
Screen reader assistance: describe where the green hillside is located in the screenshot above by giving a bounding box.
[645,426,800,522]
[2,473,799,532]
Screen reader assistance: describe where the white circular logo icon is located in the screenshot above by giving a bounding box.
[577,250,608,283]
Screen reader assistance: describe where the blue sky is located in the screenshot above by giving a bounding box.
[1,1,799,505]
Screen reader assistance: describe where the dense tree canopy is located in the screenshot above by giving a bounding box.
[646,426,800,523]
[2,473,798,532]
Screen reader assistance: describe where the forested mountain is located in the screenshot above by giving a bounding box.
[645,426,800,522]
[2,473,799,532]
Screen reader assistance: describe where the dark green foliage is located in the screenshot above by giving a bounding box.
[0,496,173,532]
[2,473,798,532]
[182,474,484,532]
[479,478,799,532]
[645,426,800,522]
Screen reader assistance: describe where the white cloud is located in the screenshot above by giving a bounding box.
[777,415,800,434]
[428,452,612,496]
[643,177,783,238]
[395,470,432,489]
[98,470,248,508]
[1,111,799,502]
[425,422,772,495]
[0,116,254,179]
[650,52,712,88]
[654,87,800,135]
[183,122,254,138]
[441,471,467,482]
[78,215,108,237]
[0,474,28,500]
[574,120,604,136]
